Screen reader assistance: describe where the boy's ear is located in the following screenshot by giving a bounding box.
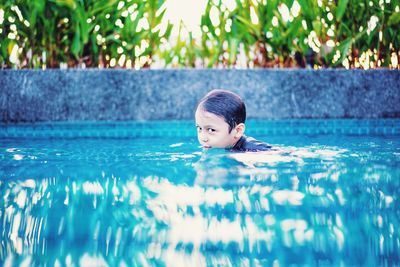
[234,123,245,138]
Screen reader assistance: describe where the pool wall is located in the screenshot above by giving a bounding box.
[0,69,399,122]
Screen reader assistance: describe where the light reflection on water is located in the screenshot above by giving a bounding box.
[0,136,399,266]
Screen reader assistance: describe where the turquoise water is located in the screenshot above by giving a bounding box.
[1,120,400,266]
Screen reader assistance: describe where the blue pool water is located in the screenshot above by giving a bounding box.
[1,120,399,266]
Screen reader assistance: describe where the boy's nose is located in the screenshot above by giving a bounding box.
[200,134,208,142]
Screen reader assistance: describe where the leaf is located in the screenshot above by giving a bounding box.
[75,5,89,44]
[236,15,260,38]
[285,17,302,38]
[7,41,16,56]
[51,0,77,9]
[208,49,220,68]
[284,0,294,9]
[163,23,173,39]
[388,12,400,26]
[30,0,46,27]
[312,20,322,37]
[333,38,352,65]
[90,0,119,16]
[71,29,81,58]
[336,0,349,21]
[155,7,167,25]
[1,39,9,58]
[131,5,146,32]
[297,0,313,20]
[266,0,279,20]
[228,37,238,64]
[35,0,46,13]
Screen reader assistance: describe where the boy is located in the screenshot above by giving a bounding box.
[195,89,272,152]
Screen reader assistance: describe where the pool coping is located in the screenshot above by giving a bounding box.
[1,119,399,138]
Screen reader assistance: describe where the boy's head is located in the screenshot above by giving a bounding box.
[195,89,246,149]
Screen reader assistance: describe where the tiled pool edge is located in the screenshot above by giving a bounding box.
[1,119,399,138]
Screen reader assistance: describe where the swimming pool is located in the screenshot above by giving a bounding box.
[1,119,399,266]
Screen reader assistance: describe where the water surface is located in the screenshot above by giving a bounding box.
[1,127,399,266]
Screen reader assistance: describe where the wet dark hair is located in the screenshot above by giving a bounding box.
[197,89,246,132]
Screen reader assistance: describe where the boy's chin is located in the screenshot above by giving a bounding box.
[202,145,227,149]
[200,144,228,149]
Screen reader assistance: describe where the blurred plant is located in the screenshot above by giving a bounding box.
[195,0,315,68]
[0,0,172,68]
[199,0,234,67]
[0,0,398,69]
[327,0,400,68]
[195,0,399,69]
[158,21,202,68]
[231,0,309,67]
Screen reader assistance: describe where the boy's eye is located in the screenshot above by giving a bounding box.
[196,126,202,131]
[207,128,215,133]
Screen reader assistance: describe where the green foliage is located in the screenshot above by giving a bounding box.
[195,0,399,68]
[159,22,201,67]
[0,0,399,68]
[0,0,172,68]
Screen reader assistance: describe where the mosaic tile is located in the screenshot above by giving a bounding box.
[0,119,399,138]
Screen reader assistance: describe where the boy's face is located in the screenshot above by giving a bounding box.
[195,107,243,149]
